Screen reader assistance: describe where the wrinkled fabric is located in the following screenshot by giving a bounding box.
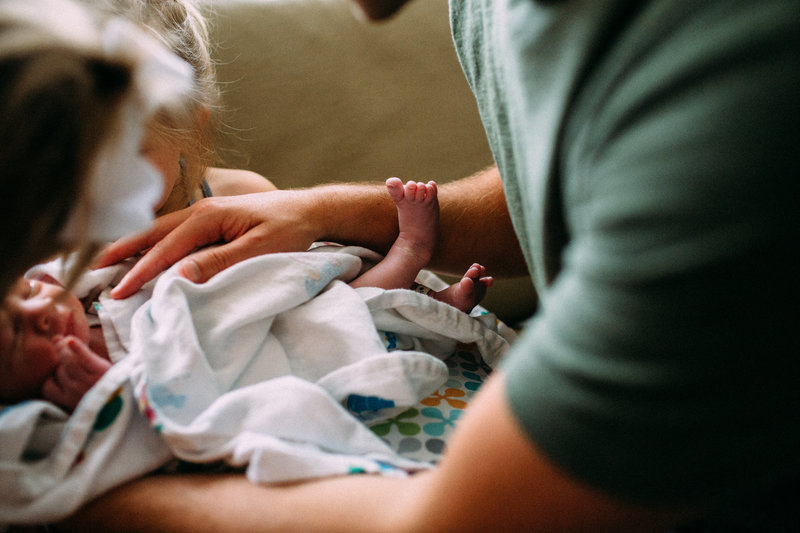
[2,247,510,525]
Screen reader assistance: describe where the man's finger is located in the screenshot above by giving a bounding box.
[176,230,266,284]
[95,208,192,268]
[109,211,227,298]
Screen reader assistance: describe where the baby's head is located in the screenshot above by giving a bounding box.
[86,0,220,214]
[0,276,90,404]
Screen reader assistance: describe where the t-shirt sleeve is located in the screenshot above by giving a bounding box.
[503,0,800,507]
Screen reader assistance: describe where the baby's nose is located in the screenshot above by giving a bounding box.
[21,299,54,334]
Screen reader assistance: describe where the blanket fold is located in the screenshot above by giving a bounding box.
[1,247,511,525]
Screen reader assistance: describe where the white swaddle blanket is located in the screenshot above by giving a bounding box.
[1,247,510,525]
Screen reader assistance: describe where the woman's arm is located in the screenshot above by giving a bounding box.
[204,167,278,196]
[100,166,527,299]
[58,374,693,533]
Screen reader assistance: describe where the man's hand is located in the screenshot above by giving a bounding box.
[42,336,112,412]
[96,190,324,299]
[95,168,523,300]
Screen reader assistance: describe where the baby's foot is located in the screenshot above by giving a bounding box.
[433,263,493,313]
[386,177,438,267]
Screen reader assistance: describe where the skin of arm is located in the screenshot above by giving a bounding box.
[100,166,528,299]
[204,167,278,196]
[57,372,694,533]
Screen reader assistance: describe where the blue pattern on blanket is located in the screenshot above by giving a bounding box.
[346,394,396,418]
[384,331,398,350]
[1,251,515,526]
[149,383,187,410]
[367,346,493,464]
[303,259,346,296]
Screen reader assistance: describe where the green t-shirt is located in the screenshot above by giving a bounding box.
[451,0,800,516]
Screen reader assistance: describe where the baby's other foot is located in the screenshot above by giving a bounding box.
[433,263,493,313]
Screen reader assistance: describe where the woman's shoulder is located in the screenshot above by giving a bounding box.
[204,167,277,196]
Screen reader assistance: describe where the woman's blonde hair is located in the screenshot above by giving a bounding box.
[87,0,220,214]
[0,0,133,297]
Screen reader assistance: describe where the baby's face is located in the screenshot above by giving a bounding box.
[0,277,90,403]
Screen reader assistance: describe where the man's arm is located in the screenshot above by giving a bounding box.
[321,165,527,276]
[58,373,693,533]
[100,166,527,299]
[434,166,527,276]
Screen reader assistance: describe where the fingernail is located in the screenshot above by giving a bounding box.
[182,259,202,283]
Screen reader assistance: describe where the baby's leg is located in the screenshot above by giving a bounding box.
[349,177,438,290]
[431,263,493,313]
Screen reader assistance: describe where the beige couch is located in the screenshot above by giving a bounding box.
[206,0,537,324]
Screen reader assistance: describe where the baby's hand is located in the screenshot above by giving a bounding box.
[42,336,111,412]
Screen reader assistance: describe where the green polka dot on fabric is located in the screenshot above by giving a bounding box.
[93,389,124,431]
[367,348,491,464]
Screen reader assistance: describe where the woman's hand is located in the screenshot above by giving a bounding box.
[42,335,111,412]
[97,190,326,299]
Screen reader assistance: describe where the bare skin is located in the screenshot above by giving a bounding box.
[1,178,488,414]
[58,373,693,533]
[205,167,277,197]
[432,262,491,313]
[351,177,493,313]
[67,168,695,532]
[0,165,276,412]
[143,109,278,216]
[350,0,410,19]
[0,276,109,411]
[34,0,792,529]
[99,167,526,299]
[350,178,439,290]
